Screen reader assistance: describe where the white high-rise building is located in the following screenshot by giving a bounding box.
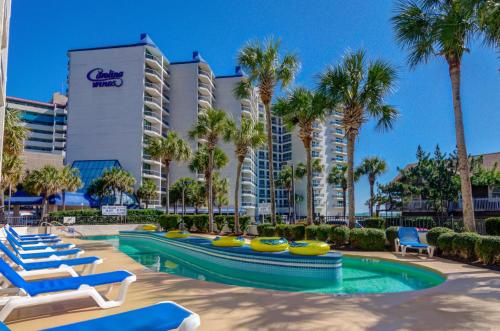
[0,0,11,181]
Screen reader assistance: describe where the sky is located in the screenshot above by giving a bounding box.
[7,0,499,212]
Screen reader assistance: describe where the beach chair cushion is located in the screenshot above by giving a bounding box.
[398,227,429,248]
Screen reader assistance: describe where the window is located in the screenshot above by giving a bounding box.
[492,187,500,199]
[336,128,343,135]
[336,155,344,161]
[336,146,343,153]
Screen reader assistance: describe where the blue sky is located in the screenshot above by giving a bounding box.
[7,0,499,212]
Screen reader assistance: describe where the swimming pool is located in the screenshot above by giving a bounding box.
[83,233,445,295]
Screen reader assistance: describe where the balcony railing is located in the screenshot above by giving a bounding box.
[143,169,161,177]
[146,52,161,64]
[144,96,161,107]
[198,82,211,91]
[198,68,212,78]
[145,81,161,92]
[143,125,161,135]
[198,95,211,103]
[404,198,500,212]
[144,110,161,121]
[145,68,161,79]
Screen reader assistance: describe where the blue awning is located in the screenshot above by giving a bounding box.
[50,192,97,207]
[4,190,44,205]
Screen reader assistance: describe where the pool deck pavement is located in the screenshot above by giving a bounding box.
[5,235,500,331]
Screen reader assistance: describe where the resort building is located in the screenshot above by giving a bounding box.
[6,93,67,171]
[0,0,11,181]
[66,34,170,207]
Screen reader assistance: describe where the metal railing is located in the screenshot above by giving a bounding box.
[143,168,161,177]
[404,198,500,212]
[143,110,161,121]
[145,68,161,79]
[1,216,40,226]
[144,96,161,107]
[143,125,161,135]
[145,81,161,92]
[145,52,162,65]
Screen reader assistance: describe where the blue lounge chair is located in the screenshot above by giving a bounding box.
[5,232,74,251]
[0,301,200,331]
[0,258,136,321]
[6,236,82,260]
[0,241,102,277]
[6,225,58,240]
[396,227,434,257]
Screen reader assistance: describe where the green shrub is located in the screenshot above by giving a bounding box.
[364,217,386,229]
[226,216,251,233]
[485,218,500,236]
[385,226,399,250]
[159,214,180,231]
[316,225,331,242]
[350,228,386,251]
[192,214,209,232]
[475,236,500,265]
[452,232,481,260]
[275,224,287,237]
[427,227,453,246]
[305,225,318,240]
[261,225,277,237]
[214,215,226,232]
[257,224,273,236]
[329,226,350,247]
[291,224,306,241]
[437,232,457,255]
[180,215,196,231]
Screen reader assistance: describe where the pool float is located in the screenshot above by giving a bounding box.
[142,224,157,231]
[165,230,190,239]
[212,236,245,247]
[250,237,289,252]
[289,240,330,256]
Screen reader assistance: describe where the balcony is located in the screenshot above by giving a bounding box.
[143,154,161,165]
[241,106,252,116]
[198,94,211,108]
[145,67,162,83]
[450,198,500,212]
[241,190,255,197]
[145,52,162,70]
[143,125,161,137]
[143,168,161,178]
[145,81,161,97]
[198,81,212,95]
[144,96,162,111]
[144,109,161,125]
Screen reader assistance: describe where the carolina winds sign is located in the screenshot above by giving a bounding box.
[87,68,124,88]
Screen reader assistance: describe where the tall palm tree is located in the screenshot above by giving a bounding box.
[101,168,136,205]
[228,117,266,233]
[189,108,232,232]
[1,154,24,214]
[327,164,348,218]
[146,131,192,213]
[171,177,194,216]
[87,178,112,207]
[276,165,294,220]
[392,0,497,232]
[274,88,330,224]
[23,165,62,219]
[3,109,29,156]
[187,180,206,214]
[59,166,83,211]
[212,172,229,215]
[136,179,158,209]
[235,37,300,225]
[318,50,398,228]
[356,157,388,217]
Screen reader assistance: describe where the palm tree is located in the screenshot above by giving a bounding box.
[59,166,83,211]
[101,168,136,205]
[318,50,398,228]
[227,117,266,233]
[391,0,497,232]
[235,37,300,225]
[356,157,388,217]
[276,165,294,220]
[171,177,194,216]
[327,164,348,217]
[274,88,330,224]
[189,108,232,232]
[136,179,158,209]
[212,173,229,215]
[87,178,112,207]
[187,180,206,214]
[23,165,62,219]
[146,131,192,213]
[1,154,24,215]
[3,109,29,156]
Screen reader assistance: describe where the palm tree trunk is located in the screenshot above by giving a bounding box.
[287,188,292,222]
[369,178,375,217]
[305,144,313,225]
[41,196,48,220]
[164,163,170,214]
[342,188,347,218]
[181,189,185,216]
[207,148,215,232]
[62,190,67,211]
[264,102,277,225]
[347,132,356,228]
[448,60,475,232]
[234,160,243,234]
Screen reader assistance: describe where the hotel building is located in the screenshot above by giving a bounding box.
[0,0,11,180]
[6,93,67,170]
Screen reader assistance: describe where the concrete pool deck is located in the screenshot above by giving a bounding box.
[5,236,500,331]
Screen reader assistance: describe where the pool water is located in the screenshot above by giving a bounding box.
[83,235,445,295]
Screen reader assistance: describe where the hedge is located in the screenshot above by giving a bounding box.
[475,236,500,265]
[329,226,349,248]
[364,217,386,229]
[159,214,180,231]
[48,209,164,225]
[485,218,500,236]
[427,227,454,247]
[385,226,399,250]
[437,232,458,255]
[227,216,251,233]
[452,232,481,260]
[317,225,331,241]
[350,228,386,251]
[257,224,274,236]
[191,215,209,232]
[260,224,305,241]
[305,225,318,240]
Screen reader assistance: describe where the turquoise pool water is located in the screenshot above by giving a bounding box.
[83,235,445,295]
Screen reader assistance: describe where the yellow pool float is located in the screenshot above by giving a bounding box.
[142,224,157,231]
[250,237,289,252]
[165,230,190,239]
[212,236,245,247]
[289,240,330,256]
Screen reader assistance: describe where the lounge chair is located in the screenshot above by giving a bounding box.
[6,225,58,240]
[6,236,82,260]
[0,241,102,277]
[396,227,434,257]
[0,258,136,321]
[0,301,200,331]
[4,232,74,251]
